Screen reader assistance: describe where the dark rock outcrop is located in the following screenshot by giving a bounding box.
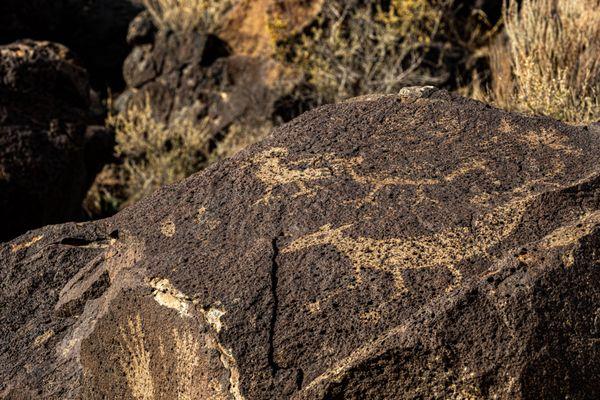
[1,89,599,399]
[0,0,143,89]
[0,40,111,241]
[118,12,286,132]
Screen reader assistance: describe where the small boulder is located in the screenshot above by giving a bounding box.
[0,0,144,89]
[118,15,288,132]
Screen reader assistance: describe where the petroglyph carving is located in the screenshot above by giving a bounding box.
[116,311,238,400]
[118,315,155,400]
[160,219,176,237]
[539,210,600,250]
[172,328,201,400]
[283,223,466,292]
[284,196,532,293]
[253,147,491,205]
[252,147,356,204]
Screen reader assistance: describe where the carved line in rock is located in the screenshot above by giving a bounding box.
[251,147,494,206]
[251,120,583,208]
[297,211,600,397]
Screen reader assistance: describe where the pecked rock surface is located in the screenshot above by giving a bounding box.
[0,40,111,242]
[1,89,599,399]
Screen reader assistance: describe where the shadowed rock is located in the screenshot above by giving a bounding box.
[0,0,143,89]
[118,11,285,133]
[1,89,599,399]
[0,40,111,242]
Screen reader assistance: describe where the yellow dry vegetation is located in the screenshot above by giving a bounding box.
[279,0,448,106]
[487,0,600,124]
[143,0,234,32]
[107,98,212,207]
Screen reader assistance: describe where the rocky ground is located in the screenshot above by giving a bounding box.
[1,88,599,398]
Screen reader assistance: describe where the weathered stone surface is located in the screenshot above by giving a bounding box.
[119,18,287,132]
[0,40,110,241]
[219,0,324,57]
[1,89,599,399]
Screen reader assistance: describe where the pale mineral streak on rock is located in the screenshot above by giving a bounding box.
[147,277,240,398]
[10,234,44,252]
[150,278,192,318]
[203,307,227,333]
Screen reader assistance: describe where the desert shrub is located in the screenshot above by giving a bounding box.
[487,0,600,124]
[107,99,213,206]
[276,0,449,107]
[85,101,272,216]
[143,0,233,32]
[274,0,501,110]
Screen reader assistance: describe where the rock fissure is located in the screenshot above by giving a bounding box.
[268,236,282,376]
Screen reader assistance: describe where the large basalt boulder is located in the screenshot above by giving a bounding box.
[0,0,143,89]
[1,89,599,399]
[0,40,111,242]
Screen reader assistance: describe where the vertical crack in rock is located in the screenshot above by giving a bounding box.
[268,237,281,376]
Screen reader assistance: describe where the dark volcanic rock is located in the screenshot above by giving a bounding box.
[0,40,111,242]
[1,89,599,399]
[0,0,143,89]
[118,15,289,132]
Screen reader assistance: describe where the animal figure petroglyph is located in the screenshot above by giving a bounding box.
[253,147,491,205]
[283,224,469,292]
[283,195,532,293]
[252,147,355,204]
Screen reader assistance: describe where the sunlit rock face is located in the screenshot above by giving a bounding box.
[1,88,599,399]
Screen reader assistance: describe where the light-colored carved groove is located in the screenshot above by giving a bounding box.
[118,314,155,400]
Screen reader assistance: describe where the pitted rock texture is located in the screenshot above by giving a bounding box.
[1,89,599,399]
[0,40,110,242]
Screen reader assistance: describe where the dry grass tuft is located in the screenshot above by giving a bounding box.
[488,0,600,124]
[143,0,233,32]
[107,99,213,207]
[278,0,449,107]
